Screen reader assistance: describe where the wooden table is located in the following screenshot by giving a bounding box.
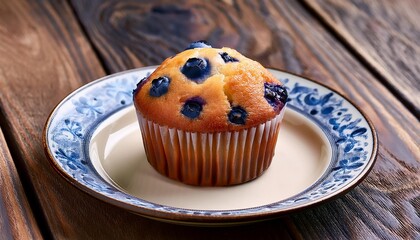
[0,0,419,239]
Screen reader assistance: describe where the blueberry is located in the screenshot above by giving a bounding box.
[181,97,205,119]
[133,77,148,95]
[228,106,247,125]
[185,40,212,50]
[264,82,288,111]
[181,58,210,83]
[149,76,170,97]
[219,52,238,63]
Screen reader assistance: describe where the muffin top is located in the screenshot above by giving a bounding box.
[133,41,287,132]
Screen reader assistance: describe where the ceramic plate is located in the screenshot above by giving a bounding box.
[44,67,377,225]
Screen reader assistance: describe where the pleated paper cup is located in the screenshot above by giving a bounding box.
[136,107,286,186]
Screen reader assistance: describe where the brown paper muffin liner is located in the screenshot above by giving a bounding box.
[137,108,286,186]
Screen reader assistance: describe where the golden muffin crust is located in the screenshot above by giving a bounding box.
[133,47,287,132]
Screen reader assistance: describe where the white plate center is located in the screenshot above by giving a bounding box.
[89,106,332,210]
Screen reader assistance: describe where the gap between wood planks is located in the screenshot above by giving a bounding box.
[297,0,419,119]
[68,2,113,75]
[0,107,53,240]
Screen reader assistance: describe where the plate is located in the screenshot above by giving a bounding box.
[44,67,378,225]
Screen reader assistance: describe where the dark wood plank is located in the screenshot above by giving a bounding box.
[0,128,42,240]
[303,0,420,115]
[70,0,420,239]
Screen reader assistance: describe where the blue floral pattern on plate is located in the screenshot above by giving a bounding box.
[45,67,377,221]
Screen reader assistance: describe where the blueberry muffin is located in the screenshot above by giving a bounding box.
[133,41,288,186]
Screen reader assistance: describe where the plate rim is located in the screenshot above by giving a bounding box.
[43,67,378,224]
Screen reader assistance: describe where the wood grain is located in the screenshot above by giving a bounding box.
[303,0,420,116]
[70,0,420,239]
[0,128,42,240]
